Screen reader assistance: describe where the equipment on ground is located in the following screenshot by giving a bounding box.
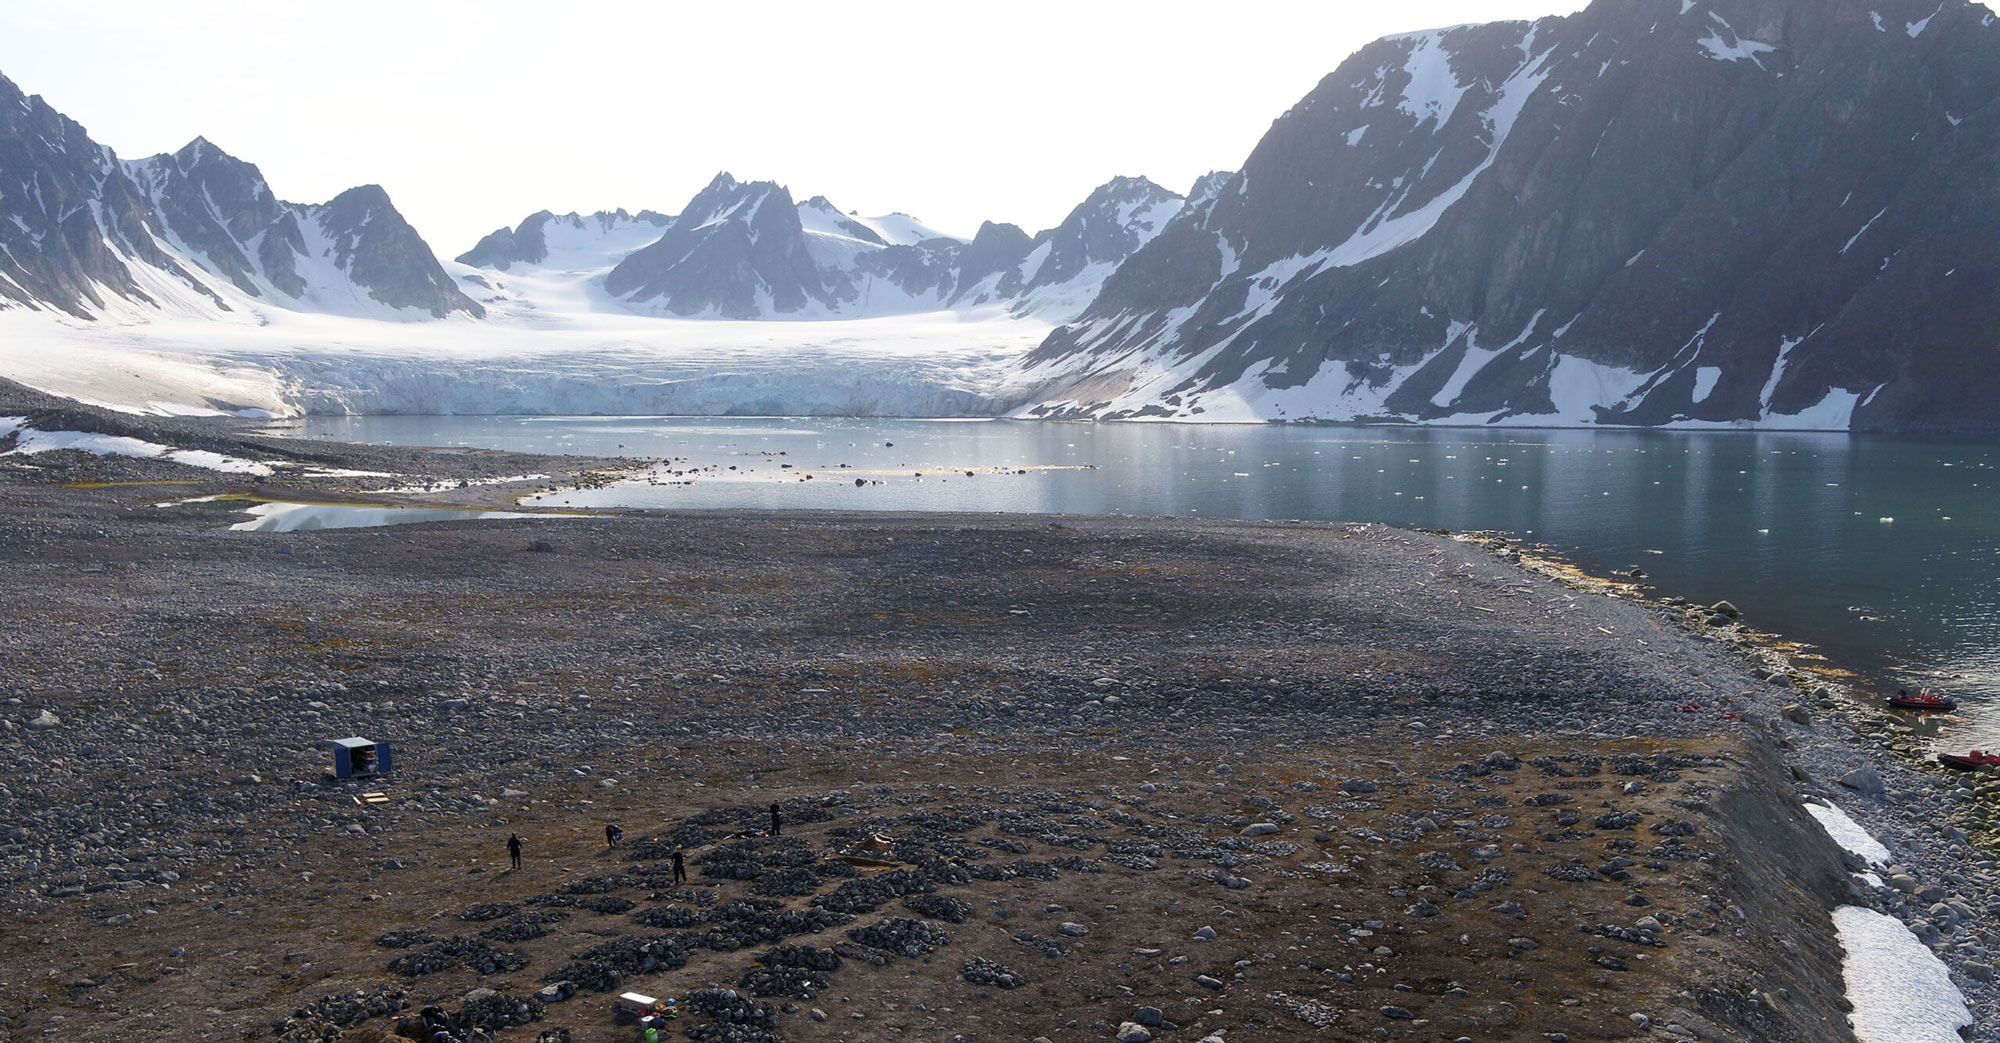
[329,736,392,778]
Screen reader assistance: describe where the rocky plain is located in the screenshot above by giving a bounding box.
[0,385,1995,1043]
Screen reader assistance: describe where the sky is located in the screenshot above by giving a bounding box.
[1,0,1584,256]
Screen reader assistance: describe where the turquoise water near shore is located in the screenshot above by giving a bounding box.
[285,416,2000,748]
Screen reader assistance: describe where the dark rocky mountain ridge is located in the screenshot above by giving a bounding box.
[462,172,1187,320]
[1023,0,2000,432]
[0,72,479,321]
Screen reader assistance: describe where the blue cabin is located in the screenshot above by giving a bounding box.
[329,736,391,779]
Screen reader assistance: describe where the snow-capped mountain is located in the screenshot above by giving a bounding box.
[459,172,1184,322]
[0,73,479,322]
[454,208,672,272]
[1021,0,2000,433]
[601,173,831,318]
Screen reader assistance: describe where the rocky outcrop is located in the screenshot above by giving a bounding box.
[1022,0,2000,432]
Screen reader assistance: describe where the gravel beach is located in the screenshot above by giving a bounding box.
[0,391,1993,1043]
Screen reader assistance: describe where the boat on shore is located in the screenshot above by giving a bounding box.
[1888,689,1957,712]
[1936,750,2000,771]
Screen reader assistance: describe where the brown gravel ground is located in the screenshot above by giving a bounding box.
[0,401,1871,1043]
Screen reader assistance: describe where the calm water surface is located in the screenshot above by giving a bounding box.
[286,416,2000,748]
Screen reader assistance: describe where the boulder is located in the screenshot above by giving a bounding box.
[1837,767,1886,795]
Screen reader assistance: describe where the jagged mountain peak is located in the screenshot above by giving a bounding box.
[676,174,794,229]
[601,174,818,318]
[996,174,1185,317]
[0,68,479,322]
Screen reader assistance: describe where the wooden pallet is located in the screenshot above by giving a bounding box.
[354,792,392,806]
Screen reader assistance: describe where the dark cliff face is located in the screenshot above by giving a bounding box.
[1026,0,2000,432]
[0,71,479,321]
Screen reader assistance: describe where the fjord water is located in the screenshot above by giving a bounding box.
[291,416,2000,746]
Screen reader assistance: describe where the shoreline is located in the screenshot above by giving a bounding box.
[0,390,1994,1041]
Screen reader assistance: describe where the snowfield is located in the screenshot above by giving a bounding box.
[0,297,1882,428]
[0,305,1052,419]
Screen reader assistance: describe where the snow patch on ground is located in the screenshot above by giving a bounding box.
[4,427,273,475]
[1397,31,1472,130]
[1842,208,1887,254]
[1764,387,1861,430]
[1803,801,1892,865]
[1697,30,1778,61]
[229,502,573,532]
[1547,353,1652,422]
[1431,312,1544,409]
[1691,366,1722,403]
[1832,905,1973,1043]
[1759,336,1802,414]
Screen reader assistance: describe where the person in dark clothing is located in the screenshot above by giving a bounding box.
[605,822,622,847]
[769,802,782,836]
[506,833,522,870]
[671,849,686,884]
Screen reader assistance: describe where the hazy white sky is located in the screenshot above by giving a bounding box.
[1,1,1583,256]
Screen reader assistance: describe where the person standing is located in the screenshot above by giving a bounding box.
[507,833,522,870]
[671,849,686,884]
[769,802,782,837]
